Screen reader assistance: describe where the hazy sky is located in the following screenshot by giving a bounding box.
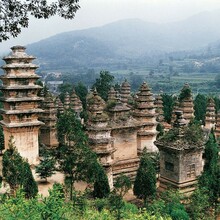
[1,0,220,53]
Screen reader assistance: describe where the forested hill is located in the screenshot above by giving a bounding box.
[27,9,220,71]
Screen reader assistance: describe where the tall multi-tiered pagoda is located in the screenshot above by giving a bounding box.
[0,46,44,164]
[133,82,158,153]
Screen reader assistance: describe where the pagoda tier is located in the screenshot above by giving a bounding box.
[70,89,83,116]
[64,92,70,109]
[87,89,114,188]
[107,87,117,102]
[179,83,194,123]
[133,82,158,153]
[39,93,58,148]
[205,98,216,130]
[120,79,131,104]
[154,94,164,123]
[0,46,44,164]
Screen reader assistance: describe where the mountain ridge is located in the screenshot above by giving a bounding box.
[26,9,220,70]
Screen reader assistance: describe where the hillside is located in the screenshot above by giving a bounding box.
[26,9,220,71]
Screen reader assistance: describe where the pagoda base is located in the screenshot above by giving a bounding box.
[3,126,40,165]
[113,157,139,182]
[158,176,198,196]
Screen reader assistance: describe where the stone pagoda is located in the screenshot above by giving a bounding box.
[133,82,158,153]
[64,92,70,110]
[69,89,83,117]
[108,93,140,181]
[154,93,164,123]
[205,98,216,130]
[120,79,131,105]
[0,46,44,164]
[86,89,114,188]
[108,87,117,103]
[155,111,204,195]
[179,83,194,123]
[55,97,64,115]
[39,92,58,148]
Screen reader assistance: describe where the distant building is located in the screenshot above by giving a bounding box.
[46,81,63,94]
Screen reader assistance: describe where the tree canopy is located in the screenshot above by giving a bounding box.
[0,0,80,42]
[92,70,114,101]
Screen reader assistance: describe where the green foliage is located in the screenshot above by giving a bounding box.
[0,126,4,153]
[93,164,110,199]
[0,187,172,220]
[108,193,125,220]
[214,96,220,113]
[162,94,174,123]
[133,148,156,202]
[56,109,101,200]
[159,127,179,142]
[194,94,207,123]
[35,149,56,182]
[58,83,74,103]
[75,82,88,109]
[2,136,38,198]
[156,123,164,138]
[179,85,192,102]
[148,190,189,220]
[92,70,114,101]
[1,0,80,41]
[22,161,38,199]
[198,130,220,211]
[114,174,131,197]
[57,108,86,145]
[108,175,131,220]
[188,187,210,220]
[185,120,204,144]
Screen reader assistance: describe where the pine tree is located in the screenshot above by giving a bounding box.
[0,126,4,154]
[93,164,110,199]
[198,130,220,215]
[56,109,101,200]
[2,136,38,197]
[133,148,156,203]
[35,151,56,182]
[3,136,24,194]
[22,161,38,198]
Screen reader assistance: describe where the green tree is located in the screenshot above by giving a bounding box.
[152,190,189,220]
[75,82,88,109]
[188,187,210,220]
[92,70,114,101]
[22,161,38,198]
[108,175,131,220]
[35,150,56,182]
[58,83,74,103]
[93,164,110,199]
[162,93,174,123]
[0,0,80,42]
[0,126,4,154]
[2,136,38,197]
[179,84,192,102]
[133,148,156,203]
[2,137,24,195]
[198,130,220,215]
[194,94,207,123]
[56,109,100,200]
[114,174,131,198]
